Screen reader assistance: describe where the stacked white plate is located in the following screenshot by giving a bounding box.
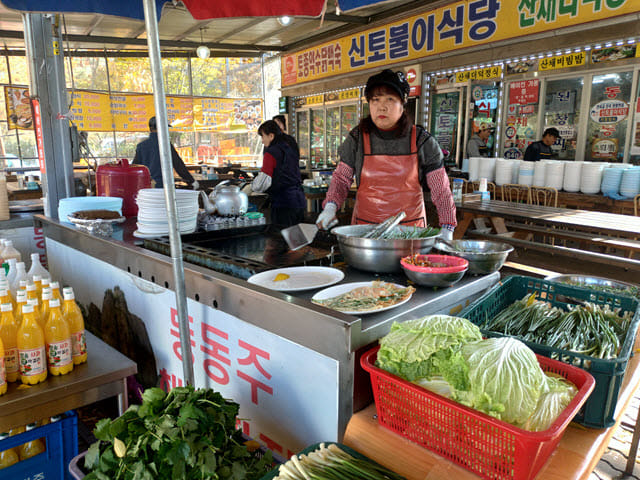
[134,188,199,238]
[478,157,496,182]
[600,167,624,195]
[620,167,640,198]
[518,161,535,186]
[468,157,482,182]
[580,162,605,194]
[545,161,565,190]
[494,158,513,186]
[510,160,521,184]
[563,161,583,192]
[532,161,547,187]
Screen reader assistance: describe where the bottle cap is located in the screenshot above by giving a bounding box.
[0,303,12,312]
[50,281,59,289]
[0,288,7,296]
[42,289,52,300]
[49,298,60,308]
[22,304,34,314]
[27,298,39,306]
[41,278,50,286]
[26,283,36,292]
[31,253,39,260]
[16,291,27,301]
[17,262,25,269]
[63,287,74,300]
[33,275,42,282]
[19,280,27,288]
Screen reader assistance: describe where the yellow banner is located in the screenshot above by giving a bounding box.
[110,94,156,131]
[193,97,262,132]
[455,66,502,83]
[325,88,360,102]
[167,96,194,130]
[538,52,586,71]
[70,91,112,131]
[282,0,640,86]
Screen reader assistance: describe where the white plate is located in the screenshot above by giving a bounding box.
[247,267,344,292]
[311,281,414,315]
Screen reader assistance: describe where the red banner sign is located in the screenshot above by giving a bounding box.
[509,79,539,105]
[31,99,46,175]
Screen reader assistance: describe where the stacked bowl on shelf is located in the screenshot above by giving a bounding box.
[620,167,640,198]
[134,188,199,238]
[545,161,565,190]
[563,161,583,192]
[580,162,605,194]
[518,161,535,186]
[494,158,513,186]
[600,166,625,195]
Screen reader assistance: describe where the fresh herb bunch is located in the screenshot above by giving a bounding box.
[84,386,273,480]
[378,226,440,239]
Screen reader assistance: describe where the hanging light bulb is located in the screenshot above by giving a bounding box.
[196,28,210,60]
[277,16,292,26]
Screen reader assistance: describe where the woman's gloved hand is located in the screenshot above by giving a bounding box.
[440,224,455,241]
[316,202,338,230]
[191,180,200,190]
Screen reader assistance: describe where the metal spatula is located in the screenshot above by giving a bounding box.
[281,223,320,251]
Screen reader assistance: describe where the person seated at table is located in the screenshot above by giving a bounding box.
[466,122,493,158]
[523,127,560,162]
[252,120,305,227]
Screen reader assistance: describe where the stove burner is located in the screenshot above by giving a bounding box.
[198,212,266,231]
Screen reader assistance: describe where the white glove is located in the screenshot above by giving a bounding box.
[439,226,454,241]
[192,180,200,190]
[316,202,338,230]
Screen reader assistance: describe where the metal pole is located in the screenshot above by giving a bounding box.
[142,0,194,386]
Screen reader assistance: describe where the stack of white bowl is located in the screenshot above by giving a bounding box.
[468,157,482,182]
[518,161,535,186]
[478,157,496,182]
[510,160,521,184]
[620,167,640,198]
[135,188,199,237]
[600,166,624,195]
[545,161,565,190]
[580,162,605,194]
[532,161,547,186]
[494,158,513,186]
[563,161,583,192]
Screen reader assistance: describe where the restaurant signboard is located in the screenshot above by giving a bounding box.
[282,0,640,86]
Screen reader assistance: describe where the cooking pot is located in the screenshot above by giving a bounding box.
[96,159,151,217]
[200,180,248,216]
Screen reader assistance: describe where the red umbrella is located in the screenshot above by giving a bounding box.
[182,0,326,19]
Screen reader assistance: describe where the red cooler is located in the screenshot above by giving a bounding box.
[96,159,151,217]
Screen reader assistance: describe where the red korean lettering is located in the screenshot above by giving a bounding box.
[201,323,230,384]
[170,308,195,363]
[237,340,272,379]
[237,371,273,405]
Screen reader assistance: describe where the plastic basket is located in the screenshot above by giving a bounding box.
[1,410,78,480]
[361,346,594,480]
[460,275,640,428]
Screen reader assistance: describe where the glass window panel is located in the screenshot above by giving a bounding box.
[430,91,459,160]
[0,57,8,84]
[85,132,116,159]
[341,104,358,140]
[504,81,540,159]
[0,122,20,163]
[585,71,633,162]
[544,77,582,160]
[0,92,6,121]
[326,106,340,165]
[297,110,309,164]
[66,57,108,90]
[113,131,148,159]
[108,58,153,93]
[8,56,29,85]
[467,82,499,157]
[163,58,190,95]
[227,58,262,98]
[310,108,324,166]
[17,129,37,165]
[191,58,226,97]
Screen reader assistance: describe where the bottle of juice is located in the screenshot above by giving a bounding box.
[17,304,47,385]
[11,262,27,295]
[27,253,49,283]
[41,289,52,325]
[49,281,62,303]
[14,291,27,326]
[40,278,50,296]
[0,335,6,396]
[0,304,19,382]
[17,280,27,292]
[26,299,44,329]
[44,298,73,376]
[1,241,21,275]
[63,288,87,365]
[25,284,37,301]
[18,423,45,461]
[32,275,42,298]
[0,433,19,469]
[0,288,14,312]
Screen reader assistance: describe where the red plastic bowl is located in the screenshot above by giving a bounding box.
[401,254,469,273]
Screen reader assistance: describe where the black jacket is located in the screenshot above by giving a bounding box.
[132,132,194,188]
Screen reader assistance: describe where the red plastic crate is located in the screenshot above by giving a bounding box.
[361,346,595,480]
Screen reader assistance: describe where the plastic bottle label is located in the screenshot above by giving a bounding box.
[47,339,72,367]
[72,331,87,357]
[19,347,46,376]
[4,347,18,375]
[0,356,5,386]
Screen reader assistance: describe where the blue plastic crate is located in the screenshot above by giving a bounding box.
[0,410,78,480]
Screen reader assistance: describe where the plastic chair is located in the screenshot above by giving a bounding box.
[530,186,558,207]
[501,183,530,203]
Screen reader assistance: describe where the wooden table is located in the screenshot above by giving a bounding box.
[344,335,640,480]
[0,332,137,431]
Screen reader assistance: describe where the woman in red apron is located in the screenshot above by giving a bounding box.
[316,69,457,239]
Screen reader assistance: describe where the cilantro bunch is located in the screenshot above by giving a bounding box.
[84,386,274,480]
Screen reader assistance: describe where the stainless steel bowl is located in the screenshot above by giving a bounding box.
[434,240,514,275]
[332,225,439,272]
[400,255,468,287]
[544,274,638,295]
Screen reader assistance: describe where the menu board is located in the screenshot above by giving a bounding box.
[110,94,155,131]
[193,97,262,132]
[4,86,33,130]
[167,96,193,130]
[69,91,112,131]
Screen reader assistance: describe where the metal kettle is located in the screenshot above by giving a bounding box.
[200,180,248,216]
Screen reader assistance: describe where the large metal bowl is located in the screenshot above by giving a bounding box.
[332,224,440,272]
[434,239,514,275]
[400,254,468,287]
[544,274,639,298]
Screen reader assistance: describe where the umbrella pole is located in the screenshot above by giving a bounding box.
[142,0,195,386]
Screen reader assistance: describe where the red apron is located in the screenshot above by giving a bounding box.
[352,126,426,227]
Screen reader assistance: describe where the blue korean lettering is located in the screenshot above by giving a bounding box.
[389,23,409,59]
[468,0,501,41]
[367,30,386,63]
[437,5,465,44]
[348,35,366,67]
[411,15,435,52]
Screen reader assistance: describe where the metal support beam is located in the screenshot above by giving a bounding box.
[22,14,74,218]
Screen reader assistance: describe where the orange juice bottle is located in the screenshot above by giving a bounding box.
[0,288,14,312]
[25,284,37,301]
[0,433,19,469]
[0,304,19,382]
[49,281,62,303]
[32,275,42,298]
[0,335,6,396]
[40,278,50,296]
[26,299,44,329]
[44,298,73,376]
[14,291,27,326]
[18,280,27,292]
[41,289,52,326]
[63,288,87,365]
[18,423,45,460]
[17,304,47,385]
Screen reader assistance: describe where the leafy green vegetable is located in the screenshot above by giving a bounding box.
[522,375,577,432]
[83,386,273,480]
[378,226,440,239]
[376,315,482,381]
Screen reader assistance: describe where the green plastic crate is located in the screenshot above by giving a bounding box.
[460,275,640,429]
[259,442,405,480]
